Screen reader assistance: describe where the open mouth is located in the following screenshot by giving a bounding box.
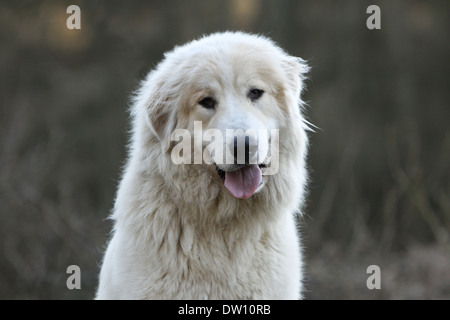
[215,163,267,199]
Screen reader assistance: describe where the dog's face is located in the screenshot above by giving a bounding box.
[142,33,308,199]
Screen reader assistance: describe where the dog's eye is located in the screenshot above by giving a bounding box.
[248,89,264,102]
[199,97,217,109]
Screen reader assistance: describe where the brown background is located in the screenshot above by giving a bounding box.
[0,0,449,299]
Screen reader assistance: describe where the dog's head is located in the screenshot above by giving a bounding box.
[134,32,309,200]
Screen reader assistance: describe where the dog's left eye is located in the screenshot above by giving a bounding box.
[248,89,264,102]
[199,97,217,109]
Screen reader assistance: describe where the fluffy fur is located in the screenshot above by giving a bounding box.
[96,32,310,300]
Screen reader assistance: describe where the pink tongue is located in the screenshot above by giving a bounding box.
[224,165,262,199]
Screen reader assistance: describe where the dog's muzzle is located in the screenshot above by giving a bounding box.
[214,133,268,199]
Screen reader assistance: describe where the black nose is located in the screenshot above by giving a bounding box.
[233,136,251,164]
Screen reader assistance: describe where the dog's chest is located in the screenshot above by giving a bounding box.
[146,232,290,299]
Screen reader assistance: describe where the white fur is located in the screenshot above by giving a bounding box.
[96,32,309,300]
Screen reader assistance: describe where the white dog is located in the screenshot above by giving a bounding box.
[96,32,310,299]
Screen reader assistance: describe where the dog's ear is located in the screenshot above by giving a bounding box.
[141,78,178,153]
[282,56,309,97]
[149,98,177,152]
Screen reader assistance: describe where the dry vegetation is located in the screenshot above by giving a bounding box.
[0,0,449,299]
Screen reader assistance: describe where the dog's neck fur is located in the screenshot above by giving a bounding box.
[111,115,306,257]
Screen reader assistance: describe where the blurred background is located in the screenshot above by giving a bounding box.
[0,0,449,299]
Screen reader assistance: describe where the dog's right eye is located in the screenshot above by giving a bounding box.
[199,97,217,109]
[248,88,264,102]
